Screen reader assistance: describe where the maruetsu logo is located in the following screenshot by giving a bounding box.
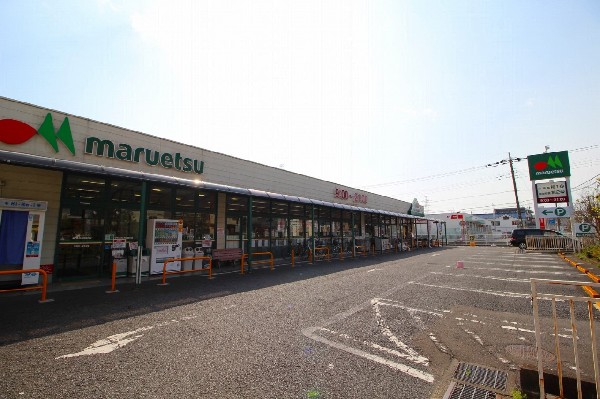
[0,113,75,155]
[0,114,205,175]
[533,155,564,176]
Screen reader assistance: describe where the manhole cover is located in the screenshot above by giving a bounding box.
[506,344,555,364]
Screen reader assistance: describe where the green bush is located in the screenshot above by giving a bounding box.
[579,243,600,266]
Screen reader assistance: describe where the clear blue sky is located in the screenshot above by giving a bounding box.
[1,0,599,214]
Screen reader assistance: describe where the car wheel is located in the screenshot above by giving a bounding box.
[519,242,526,250]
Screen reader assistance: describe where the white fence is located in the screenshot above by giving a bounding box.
[445,234,510,247]
[526,236,582,253]
[531,279,600,399]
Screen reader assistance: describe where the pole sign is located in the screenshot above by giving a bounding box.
[535,181,569,203]
[574,223,597,237]
[538,206,572,218]
[527,151,570,181]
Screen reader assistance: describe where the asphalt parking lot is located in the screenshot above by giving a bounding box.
[0,246,598,398]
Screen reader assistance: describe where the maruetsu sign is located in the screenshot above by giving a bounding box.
[0,113,205,175]
[85,137,204,174]
[527,151,570,181]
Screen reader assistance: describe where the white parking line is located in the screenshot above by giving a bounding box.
[465,261,567,269]
[465,267,577,275]
[302,326,435,383]
[429,271,531,283]
[408,281,532,299]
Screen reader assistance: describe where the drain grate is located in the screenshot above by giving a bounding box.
[453,362,507,392]
[447,383,496,399]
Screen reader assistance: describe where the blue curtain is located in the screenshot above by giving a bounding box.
[0,210,28,265]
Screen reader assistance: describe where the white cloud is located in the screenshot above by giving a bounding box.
[524,98,535,107]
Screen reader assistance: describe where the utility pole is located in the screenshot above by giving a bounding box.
[487,153,525,227]
[508,153,524,227]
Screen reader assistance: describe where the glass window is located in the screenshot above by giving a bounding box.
[57,206,105,278]
[252,216,270,250]
[252,198,270,216]
[63,175,106,204]
[226,216,247,249]
[107,208,140,241]
[59,207,105,241]
[148,184,172,209]
[226,195,248,214]
[175,187,196,210]
[271,201,288,216]
[110,180,142,206]
[271,216,288,258]
[331,208,341,238]
[197,191,216,212]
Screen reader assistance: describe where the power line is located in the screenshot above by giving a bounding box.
[572,173,600,191]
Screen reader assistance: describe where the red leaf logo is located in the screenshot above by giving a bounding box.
[0,119,37,144]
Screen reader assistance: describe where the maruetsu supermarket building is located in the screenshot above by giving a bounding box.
[0,97,442,286]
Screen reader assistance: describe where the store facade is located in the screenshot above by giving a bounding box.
[0,97,436,285]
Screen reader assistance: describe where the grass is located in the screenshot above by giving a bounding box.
[512,389,527,399]
[576,243,600,269]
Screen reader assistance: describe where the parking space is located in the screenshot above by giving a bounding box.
[302,247,598,397]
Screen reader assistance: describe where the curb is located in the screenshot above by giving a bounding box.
[558,252,600,298]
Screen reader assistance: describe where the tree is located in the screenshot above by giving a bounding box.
[574,177,600,239]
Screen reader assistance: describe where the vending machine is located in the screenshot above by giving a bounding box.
[146,219,183,275]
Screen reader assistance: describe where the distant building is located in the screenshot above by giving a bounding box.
[474,207,536,229]
[422,212,491,242]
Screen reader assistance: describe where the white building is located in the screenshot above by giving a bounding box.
[0,97,440,286]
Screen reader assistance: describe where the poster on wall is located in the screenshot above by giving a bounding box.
[21,241,41,285]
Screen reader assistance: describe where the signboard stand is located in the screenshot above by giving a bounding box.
[528,151,575,235]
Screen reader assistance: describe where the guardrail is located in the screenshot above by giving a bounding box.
[0,269,52,303]
[159,256,212,285]
[526,236,581,252]
[531,279,600,399]
[241,252,274,274]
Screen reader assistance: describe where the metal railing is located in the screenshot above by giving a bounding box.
[526,236,581,252]
[241,252,274,274]
[159,256,213,285]
[531,279,600,399]
[0,269,52,303]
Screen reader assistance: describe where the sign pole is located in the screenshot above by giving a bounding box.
[566,176,575,238]
[532,181,541,228]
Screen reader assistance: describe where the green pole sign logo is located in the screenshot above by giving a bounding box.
[554,208,567,217]
[527,151,570,181]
